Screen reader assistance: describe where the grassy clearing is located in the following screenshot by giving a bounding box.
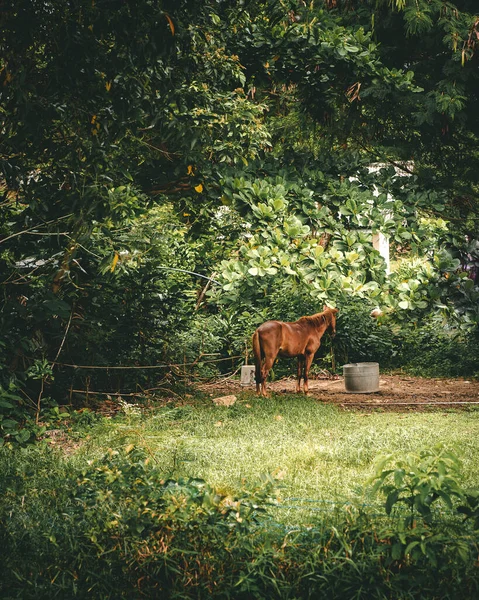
[3,396,479,598]
[70,392,479,523]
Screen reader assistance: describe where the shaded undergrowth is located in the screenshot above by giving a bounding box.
[1,439,479,599]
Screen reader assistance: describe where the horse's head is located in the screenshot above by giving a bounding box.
[323,305,339,337]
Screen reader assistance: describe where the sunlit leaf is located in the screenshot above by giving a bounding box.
[110,252,119,272]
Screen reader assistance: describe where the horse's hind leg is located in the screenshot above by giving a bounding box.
[261,355,276,397]
[296,357,305,393]
[256,366,264,396]
[255,358,262,395]
[253,331,264,396]
[303,352,315,395]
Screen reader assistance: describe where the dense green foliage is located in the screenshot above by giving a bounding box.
[2,5,479,598]
[1,0,479,441]
[1,442,478,599]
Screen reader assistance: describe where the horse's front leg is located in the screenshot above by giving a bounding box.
[296,356,305,393]
[303,352,315,395]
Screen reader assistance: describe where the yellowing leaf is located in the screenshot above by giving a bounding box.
[187,165,194,175]
[105,81,112,92]
[194,183,203,193]
[91,115,97,124]
[165,13,175,36]
[110,252,119,272]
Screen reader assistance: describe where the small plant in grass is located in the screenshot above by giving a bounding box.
[457,490,479,530]
[117,397,142,421]
[370,445,465,525]
[369,445,472,566]
[0,382,48,446]
[70,408,104,429]
[26,358,54,425]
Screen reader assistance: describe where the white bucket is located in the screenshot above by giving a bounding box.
[343,362,380,393]
[240,365,256,387]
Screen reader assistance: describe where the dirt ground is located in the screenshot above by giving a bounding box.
[201,374,479,411]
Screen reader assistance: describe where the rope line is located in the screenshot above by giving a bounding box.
[338,400,479,406]
[52,355,243,370]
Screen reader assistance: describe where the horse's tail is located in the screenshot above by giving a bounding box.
[252,330,262,384]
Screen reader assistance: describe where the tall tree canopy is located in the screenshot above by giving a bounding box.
[1,0,478,430]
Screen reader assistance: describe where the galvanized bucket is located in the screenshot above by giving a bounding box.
[343,362,380,393]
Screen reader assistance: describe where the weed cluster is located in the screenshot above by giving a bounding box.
[1,444,478,599]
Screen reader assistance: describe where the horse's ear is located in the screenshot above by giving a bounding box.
[323,305,339,314]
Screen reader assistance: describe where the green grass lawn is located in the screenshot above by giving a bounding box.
[70,392,479,523]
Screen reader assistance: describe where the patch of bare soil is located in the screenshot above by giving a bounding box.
[200,374,479,411]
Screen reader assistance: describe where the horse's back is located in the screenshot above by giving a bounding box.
[256,320,311,357]
[256,320,283,338]
[256,320,283,332]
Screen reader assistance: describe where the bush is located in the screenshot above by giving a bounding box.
[333,297,397,368]
[394,318,479,378]
[1,444,479,599]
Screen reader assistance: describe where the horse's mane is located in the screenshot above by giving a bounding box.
[297,309,331,326]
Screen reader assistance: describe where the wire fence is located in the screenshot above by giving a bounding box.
[49,353,247,399]
[46,355,479,409]
[52,354,244,370]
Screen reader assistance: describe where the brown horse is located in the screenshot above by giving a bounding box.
[252,306,338,397]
